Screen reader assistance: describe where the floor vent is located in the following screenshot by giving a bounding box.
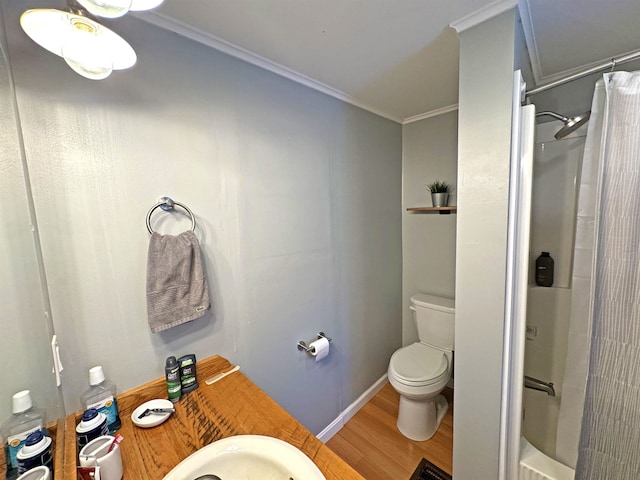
[410,458,452,480]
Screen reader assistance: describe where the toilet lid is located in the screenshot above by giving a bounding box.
[390,343,449,386]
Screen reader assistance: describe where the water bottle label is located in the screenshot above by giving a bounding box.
[6,425,43,468]
[87,396,119,426]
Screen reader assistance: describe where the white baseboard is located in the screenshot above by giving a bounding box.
[316,374,389,443]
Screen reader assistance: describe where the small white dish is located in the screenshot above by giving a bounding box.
[16,466,51,480]
[131,399,174,428]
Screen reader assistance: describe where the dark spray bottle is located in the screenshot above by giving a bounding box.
[165,356,181,403]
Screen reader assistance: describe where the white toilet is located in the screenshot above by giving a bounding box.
[388,293,454,441]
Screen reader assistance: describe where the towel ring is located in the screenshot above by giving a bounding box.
[146,196,196,234]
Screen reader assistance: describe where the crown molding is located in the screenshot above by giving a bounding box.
[403,104,458,124]
[450,0,517,33]
[518,0,640,90]
[517,0,544,84]
[132,11,403,124]
[527,48,640,96]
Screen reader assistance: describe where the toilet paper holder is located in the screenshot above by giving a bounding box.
[297,332,332,354]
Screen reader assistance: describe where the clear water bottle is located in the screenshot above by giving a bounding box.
[80,366,121,434]
[1,391,47,480]
[535,252,554,287]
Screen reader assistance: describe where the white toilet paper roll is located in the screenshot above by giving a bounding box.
[309,337,330,362]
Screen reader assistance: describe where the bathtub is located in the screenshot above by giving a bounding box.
[522,287,572,466]
[520,437,574,480]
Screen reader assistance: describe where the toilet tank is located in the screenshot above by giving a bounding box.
[411,293,455,350]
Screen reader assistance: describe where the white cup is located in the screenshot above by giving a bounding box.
[79,435,123,480]
[16,466,51,480]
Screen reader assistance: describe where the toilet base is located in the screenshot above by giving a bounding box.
[397,393,448,441]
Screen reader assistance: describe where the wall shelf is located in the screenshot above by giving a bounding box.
[407,206,457,215]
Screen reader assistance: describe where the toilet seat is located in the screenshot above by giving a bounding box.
[389,343,449,386]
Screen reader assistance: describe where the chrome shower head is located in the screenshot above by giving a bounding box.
[554,111,590,139]
[535,110,591,140]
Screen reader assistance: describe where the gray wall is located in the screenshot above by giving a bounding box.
[0,9,63,422]
[402,112,457,345]
[454,10,516,479]
[3,0,402,434]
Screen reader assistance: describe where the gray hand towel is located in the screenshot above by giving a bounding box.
[146,230,210,333]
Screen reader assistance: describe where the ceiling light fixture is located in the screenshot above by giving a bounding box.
[19,0,163,80]
[76,0,164,19]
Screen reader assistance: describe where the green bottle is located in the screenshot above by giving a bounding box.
[178,354,198,393]
[165,356,182,403]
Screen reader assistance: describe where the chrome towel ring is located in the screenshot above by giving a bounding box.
[146,196,196,234]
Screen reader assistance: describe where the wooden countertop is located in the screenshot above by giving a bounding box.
[64,355,364,480]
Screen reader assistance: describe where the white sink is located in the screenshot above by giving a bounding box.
[162,435,327,480]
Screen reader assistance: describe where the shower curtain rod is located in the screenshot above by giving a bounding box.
[525,49,640,97]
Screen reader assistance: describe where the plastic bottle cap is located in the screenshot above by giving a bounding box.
[77,408,107,433]
[16,431,51,459]
[89,366,105,385]
[81,408,99,422]
[25,430,44,447]
[12,390,33,413]
[166,356,178,368]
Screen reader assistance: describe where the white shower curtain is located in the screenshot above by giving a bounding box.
[555,78,606,469]
[571,71,640,478]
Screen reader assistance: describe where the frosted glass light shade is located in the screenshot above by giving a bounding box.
[130,0,165,11]
[64,56,113,80]
[20,9,137,78]
[62,31,113,80]
[75,0,163,17]
[77,0,132,19]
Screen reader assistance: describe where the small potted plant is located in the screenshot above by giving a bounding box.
[426,180,450,207]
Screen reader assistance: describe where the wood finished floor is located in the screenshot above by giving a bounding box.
[326,383,453,480]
